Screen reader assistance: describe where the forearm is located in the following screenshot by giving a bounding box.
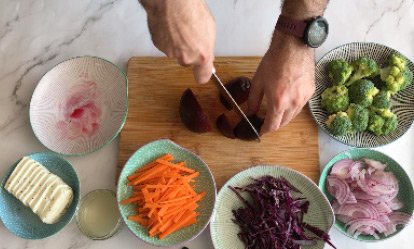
[281,0,329,19]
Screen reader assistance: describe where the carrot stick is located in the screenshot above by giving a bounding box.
[121,154,204,240]
[156,159,195,174]
[159,211,198,239]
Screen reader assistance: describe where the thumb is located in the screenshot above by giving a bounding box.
[193,59,214,84]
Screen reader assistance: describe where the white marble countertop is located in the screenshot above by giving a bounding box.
[1,0,414,248]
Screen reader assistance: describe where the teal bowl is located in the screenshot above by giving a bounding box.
[117,139,216,247]
[211,165,335,249]
[319,148,414,241]
[0,152,80,239]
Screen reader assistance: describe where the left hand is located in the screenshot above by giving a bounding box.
[247,31,316,135]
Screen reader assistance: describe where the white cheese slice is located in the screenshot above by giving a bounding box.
[5,157,74,224]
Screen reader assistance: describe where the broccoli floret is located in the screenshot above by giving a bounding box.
[328,59,354,85]
[321,85,349,114]
[347,103,369,132]
[325,112,353,136]
[380,53,413,93]
[388,53,407,69]
[345,57,379,86]
[348,79,380,107]
[372,90,391,110]
[368,112,385,136]
[368,109,398,136]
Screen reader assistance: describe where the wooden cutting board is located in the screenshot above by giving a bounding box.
[117,57,320,188]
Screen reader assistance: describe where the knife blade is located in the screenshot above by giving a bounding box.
[211,68,261,141]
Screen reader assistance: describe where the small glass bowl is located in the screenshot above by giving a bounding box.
[76,189,122,240]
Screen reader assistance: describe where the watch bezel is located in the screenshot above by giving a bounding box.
[304,16,329,48]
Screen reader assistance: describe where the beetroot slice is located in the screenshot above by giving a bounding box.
[179,88,211,133]
[219,77,251,110]
[216,114,235,139]
[234,114,263,140]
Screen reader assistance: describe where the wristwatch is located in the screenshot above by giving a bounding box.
[275,15,329,48]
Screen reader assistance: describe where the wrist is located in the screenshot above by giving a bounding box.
[281,0,328,19]
[270,30,313,52]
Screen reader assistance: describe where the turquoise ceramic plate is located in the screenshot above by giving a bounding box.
[210,165,334,249]
[0,152,80,239]
[117,139,216,247]
[319,148,414,241]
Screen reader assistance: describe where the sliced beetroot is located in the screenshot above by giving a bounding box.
[216,113,235,139]
[234,114,263,140]
[179,88,211,133]
[220,76,251,110]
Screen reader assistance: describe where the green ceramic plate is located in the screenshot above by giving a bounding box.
[210,165,334,249]
[319,148,414,241]
[117,139,216,247]
[0,152,80,239]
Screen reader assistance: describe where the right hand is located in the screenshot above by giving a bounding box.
[141,0,216,84]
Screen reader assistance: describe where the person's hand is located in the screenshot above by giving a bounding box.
[248,31,316,135]
[141,0,216,84]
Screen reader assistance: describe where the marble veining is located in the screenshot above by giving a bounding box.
[364,0,406,40]
[1,0,414,248]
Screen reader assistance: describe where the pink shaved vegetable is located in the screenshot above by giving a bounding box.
[327,158,412,238]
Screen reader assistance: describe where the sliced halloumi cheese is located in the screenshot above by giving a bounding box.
[5,157,73,224]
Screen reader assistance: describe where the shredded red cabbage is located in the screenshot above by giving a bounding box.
[230,175,336,249]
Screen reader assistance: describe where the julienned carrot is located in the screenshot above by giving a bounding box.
[121,154,205,239]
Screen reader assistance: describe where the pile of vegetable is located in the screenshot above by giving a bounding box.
[121,154,205,239]
[327,158,412,238]
[230,175,336,249]
[180,77,264,141]
[322,53,413,136]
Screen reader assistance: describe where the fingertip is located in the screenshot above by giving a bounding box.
[193,64,213,84]
[260,112,283,135]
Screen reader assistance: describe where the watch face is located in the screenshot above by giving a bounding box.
[306,17,329,48]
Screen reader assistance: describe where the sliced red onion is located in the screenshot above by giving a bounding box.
[376,202,393,215]
[387,198,404,211]
[336,214,353,224]
[349,161,364,180]
[327,175,351,205]
[363,158,387,171]
[335,200,379,219]
[377,215,391,224]
[328,157,413,239]
[346,219,387,236]
[331,159,355,179]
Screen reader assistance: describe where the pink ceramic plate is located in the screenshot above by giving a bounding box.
[30,56,128,155]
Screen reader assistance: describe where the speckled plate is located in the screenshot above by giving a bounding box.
[210,165,334,249]
[309,42,414,147]
[319,148,414,241]
[30,56,128,156]
[117,139,216,247]
[0,152,80,239]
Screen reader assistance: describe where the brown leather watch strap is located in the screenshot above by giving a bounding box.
[275,15,308,38]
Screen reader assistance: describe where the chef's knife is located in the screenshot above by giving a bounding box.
[211,68,261,141]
